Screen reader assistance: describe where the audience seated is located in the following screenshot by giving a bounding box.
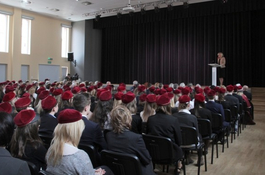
[10,109,47,171]
[105,105,155,175]
[0,111,31,175]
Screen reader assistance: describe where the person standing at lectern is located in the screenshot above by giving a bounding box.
[217,52,226,86]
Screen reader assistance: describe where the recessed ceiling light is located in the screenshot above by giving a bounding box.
[21,0,32,4]
[82,1,92,6]
[50,8,60,12]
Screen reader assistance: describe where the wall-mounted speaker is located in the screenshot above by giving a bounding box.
[68,52,74,61]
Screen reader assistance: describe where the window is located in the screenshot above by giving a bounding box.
[21,18,32,54]
[0,14,9,53]
[61,26,70,58]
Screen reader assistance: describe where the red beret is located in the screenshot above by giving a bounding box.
[105,85,113,91]
[53,88,63,96]
[213,86,220,93]
[237,85,243,91]
[167,92,174,99]
[58,109,82,124]
[159,88,167,95]
[79,84,85,88]
[149,86,155,93]
[195,94,205,103]
[39,90,50,100]
[26,84,34,91]
[114,92,123,100]
[63,85,70,90]
[173,89,181,95]
[96,89,106,98]
[163,84,169,89]
[14,109,39,127]
[146,94,156,103]
[226,85,234,92]
[166,87,173,92]
[3,92,16,103]
[15,97,31,109]
[22,93,30,98]
[117,86,126,92]
[207,89,216,97]
[41,96,57,110]
[72,86,80,94]
[49,87,55,93]
[154,89,160,95]
[178,87,184,91]
[5,85,15,93]
[36,87,46,94]
[11,80,15,84]
[219,88,226,94]
[138,85,146,92]
[139,93,147,102]
[181,87,190,95]
[0,102,12,113]
[204,87,211,94]
[18,80,23,83]
[13,84,18,89]
[64,87,71,91]
[19,84,26,89]
[39,82,45,86]
[195,87,203,94]
[99,90,112,101]
[80,87,87,93]
[51,83,56,87]
[97,82,103,88]
[119,83,126,87]
[179,95,191,104]
[87,86,94,92]
[122,92,135,104]
[156,94,170,106]
[62,91,73,100]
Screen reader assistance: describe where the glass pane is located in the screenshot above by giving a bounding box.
[61,27,69,58]
[21,18,31,54]
[0,14,9,52]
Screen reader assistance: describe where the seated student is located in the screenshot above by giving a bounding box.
[39,96,58,137]
[72,94,107,151]
[106,105,155,175]
[0,111,31,175]
[121,92,142,134]
[147,93,183,174]
[190,93,212,121]
[10,109,47,171]
[46,109,112,175]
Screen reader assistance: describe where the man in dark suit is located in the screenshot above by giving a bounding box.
[0,112,31,175]
[73,93,107,150]
[233,85,244,104]
[243,85,252,101]
[225,85,240,111]
[39,96,58,137]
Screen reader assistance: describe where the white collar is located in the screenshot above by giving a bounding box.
[179,109,191,114]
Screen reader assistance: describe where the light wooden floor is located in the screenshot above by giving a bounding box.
[156,87,265,175]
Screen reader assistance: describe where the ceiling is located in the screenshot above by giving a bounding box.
[0,0,214,22]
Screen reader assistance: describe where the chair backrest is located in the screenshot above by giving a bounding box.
[180,126,198,145]
[142,134,175,164]
[26,161,39,175]
[78,144,98,167]
[211,113,223,130]
[224,109,232,122]
[231,105,238,119]
[38,134,53,150]
[197,118,212,138]
[101,150,142,175]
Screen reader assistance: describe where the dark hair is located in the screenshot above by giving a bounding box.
[73,93,91,112]
[10,119,42,158]
[59,99,72,111]
[91,99,113,130]
[0,112,15,147]
[193,101,205,117]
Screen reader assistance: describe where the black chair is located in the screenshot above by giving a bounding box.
[38,170,54,175]
[197,118,218,164]
[27,161,39,175]
[78,144,99,167]
[101,150,142,175]
[142,134,178,173]
[224,109,235,143]
[180,126,206,175]
[38,134,53,149]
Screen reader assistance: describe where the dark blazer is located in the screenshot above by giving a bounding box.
[243,91,252,101]
[190,108,212,121]
[106,130,155,175]
[205,101,229,127]
[225,94,239,111]
[233,93,244,104]
[80,116,107,151]
[147,111,183,160]
[39,113,58,137]
[0,148,31,175]
[131,114,142,134]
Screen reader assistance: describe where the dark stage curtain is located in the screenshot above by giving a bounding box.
[93,0,265,86]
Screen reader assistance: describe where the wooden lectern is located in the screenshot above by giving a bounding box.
[208,63,221,86]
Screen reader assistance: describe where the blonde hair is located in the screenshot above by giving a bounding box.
[46,119,85,166]
[113,99,122,108]
[122,98,137,114]
[142,102,156,122]
[110,105,132,134]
